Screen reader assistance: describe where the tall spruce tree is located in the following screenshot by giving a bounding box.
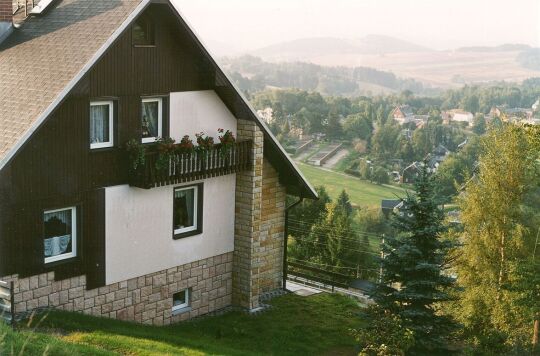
[374,163,455,354]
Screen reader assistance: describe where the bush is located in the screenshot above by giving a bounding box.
[354,306,415,356]
[372,166,389,185]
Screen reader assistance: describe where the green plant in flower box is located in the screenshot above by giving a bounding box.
[155,137,176,172]
[125,139,146,171]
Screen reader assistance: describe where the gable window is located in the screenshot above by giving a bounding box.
[173,184,203,239]
[132,15,155,46]
[90,101,114,149]
[141,98,162,143]
[44,207,77,264]
[172,289,190,312]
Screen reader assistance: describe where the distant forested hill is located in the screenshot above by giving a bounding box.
[517,48,540,71]
[221,55,432,96]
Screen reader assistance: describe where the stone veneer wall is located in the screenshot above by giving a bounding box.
[1,252,232,325]
[233,119,287,310]
[258,160,286,293]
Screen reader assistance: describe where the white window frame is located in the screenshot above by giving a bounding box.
[172,289,190,312]
[141,97,163,144]
[173,185,198,235]
[44,207,77,264]
[90,101,114,149]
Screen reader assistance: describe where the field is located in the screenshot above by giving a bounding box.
[298,162,406,208]
[261,50,540,89]
[0,293,362,356]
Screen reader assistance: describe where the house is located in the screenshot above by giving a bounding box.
[427,145,450,172]
[491,106,533,120]
[392,105,415,125]
[381,199,402,217]
[0,0,317,325]
[256,107,274,124]
[532,99,540,112]
[401,162,422,183]
[442,109,474,126]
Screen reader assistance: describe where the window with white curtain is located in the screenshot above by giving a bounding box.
[141,98,162,143]
[44,207,77,264]
[90,101,114,149]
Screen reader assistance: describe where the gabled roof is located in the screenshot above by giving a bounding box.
[381,199,401,210]
[394,105,414,117]
[0,0,317,199]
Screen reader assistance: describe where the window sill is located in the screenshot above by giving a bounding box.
[44,255,78,268]
[173,229,202,240]
[172,306,191,316]
[89,146,116,153]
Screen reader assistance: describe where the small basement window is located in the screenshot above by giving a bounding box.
[172,289,190,312]
[141,98,162,143]
[90,101,114,149]
[44,207,77,264]
[132,15,155,46]
[173,184,203,239]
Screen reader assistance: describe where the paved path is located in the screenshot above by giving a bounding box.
[322,149,349,169]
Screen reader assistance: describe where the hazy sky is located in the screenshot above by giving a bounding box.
[171,0,540,53]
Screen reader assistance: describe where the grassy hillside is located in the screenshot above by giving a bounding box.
[1,294,362,356]
[298,163,406,208]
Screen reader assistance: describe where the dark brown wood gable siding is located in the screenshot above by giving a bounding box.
[0,4,214,286]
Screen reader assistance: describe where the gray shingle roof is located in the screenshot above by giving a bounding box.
[0,0,144,166]
[0,0,317,199]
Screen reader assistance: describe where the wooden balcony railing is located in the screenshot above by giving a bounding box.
[129,140,252,189]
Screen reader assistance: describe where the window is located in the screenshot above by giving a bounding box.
[172,289,190,312]
[90,101,114,149]
[44,207,77,264]
[141,98,162,143]
[173,185,203,238]
[132,15,155,46]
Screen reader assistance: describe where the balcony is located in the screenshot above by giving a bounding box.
[129,140,252,189]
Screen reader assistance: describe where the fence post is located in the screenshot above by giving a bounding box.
[10,281,15,330]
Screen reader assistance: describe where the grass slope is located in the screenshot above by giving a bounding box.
[1,293,362,356]
[298,163,406,208]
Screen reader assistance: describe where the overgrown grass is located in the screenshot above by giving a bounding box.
[2,293,362,355]
[298,163,406,208]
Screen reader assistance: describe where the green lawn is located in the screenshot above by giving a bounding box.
[298,163,406,208]
[1,293,362,356]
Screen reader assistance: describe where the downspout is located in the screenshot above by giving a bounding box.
[283,195,304,291]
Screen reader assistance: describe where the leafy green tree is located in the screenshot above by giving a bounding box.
[472,113,487,135]
[343,113,373,141]
[411,127,432,158]
[372,124,401,160]
[288,187,331,261]
[326,114,343,139]
[355,306,415,356]
[509,257,540,352]
[359,160,372,181]
[374,165,456,354]
[309,201,356,270]
[336,190,353,217]
[454,125,540,351]
[372,166,389,185]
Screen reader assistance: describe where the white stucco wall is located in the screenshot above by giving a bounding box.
[169,90,237,141]
[105,174,236,284]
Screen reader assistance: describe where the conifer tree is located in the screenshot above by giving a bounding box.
[373,164,455,354]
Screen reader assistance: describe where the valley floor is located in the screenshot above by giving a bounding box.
[297,162,407,208]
